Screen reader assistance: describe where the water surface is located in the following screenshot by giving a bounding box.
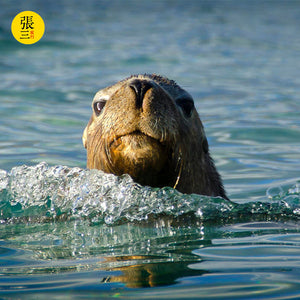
[1,1,300,299]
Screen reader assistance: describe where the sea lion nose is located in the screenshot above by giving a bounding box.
[129,79,153,109]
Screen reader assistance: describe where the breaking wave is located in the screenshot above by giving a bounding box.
[0,163,299,225]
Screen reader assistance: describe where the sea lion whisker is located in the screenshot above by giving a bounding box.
[104,134,115,171]
[173,151,183,189]
[161,127,165,142]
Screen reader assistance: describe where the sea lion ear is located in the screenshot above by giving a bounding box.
[82,126,88,149]
[202,136,209,153]
[82,116,94,149]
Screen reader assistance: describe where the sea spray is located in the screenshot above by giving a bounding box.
[0,163,299,224]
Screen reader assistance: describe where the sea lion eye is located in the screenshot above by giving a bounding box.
[93,100,106,116]
[176,97,194,118]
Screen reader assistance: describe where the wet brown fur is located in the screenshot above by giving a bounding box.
[83,74,228,199]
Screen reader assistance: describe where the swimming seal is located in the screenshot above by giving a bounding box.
[83,74,228,199]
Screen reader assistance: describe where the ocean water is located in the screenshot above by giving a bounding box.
[1,1,300,299]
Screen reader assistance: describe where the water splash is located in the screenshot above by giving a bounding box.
[0,163,299,225]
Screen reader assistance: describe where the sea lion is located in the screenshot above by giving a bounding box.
[83,74,228,199]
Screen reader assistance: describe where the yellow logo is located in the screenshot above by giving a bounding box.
[11,11,45,45]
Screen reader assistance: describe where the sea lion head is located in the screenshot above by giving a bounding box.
[83,74,227,198]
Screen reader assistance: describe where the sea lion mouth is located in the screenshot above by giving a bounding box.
[108,130,171,186]
[109,130,167,163]
[109,130,162,149]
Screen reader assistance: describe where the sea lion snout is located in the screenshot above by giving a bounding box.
[83,74,228,199]
[125,77,175,125]
[129,79,154,110]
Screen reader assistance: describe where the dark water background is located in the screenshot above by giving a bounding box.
[1,1,300,299]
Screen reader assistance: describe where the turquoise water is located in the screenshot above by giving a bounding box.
[1,1,300,299]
